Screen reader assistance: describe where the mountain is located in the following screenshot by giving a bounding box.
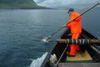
[0,0,46,9]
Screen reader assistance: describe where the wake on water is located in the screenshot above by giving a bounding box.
[29,52,48,67]
[42,37,50,43]
[28,37,50,67]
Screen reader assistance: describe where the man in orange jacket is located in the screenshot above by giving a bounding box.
[64,8,82,57]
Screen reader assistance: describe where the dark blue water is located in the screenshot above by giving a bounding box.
[0,9,100,67]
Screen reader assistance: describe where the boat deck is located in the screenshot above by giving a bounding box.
[58,63,100,67]
[66,50,93,62]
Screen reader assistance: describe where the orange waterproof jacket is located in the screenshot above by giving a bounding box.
[67,12,82,33]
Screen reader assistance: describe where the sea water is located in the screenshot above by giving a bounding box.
[0,9,100,67]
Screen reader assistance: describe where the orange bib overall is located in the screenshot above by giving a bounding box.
[67,12,82,55]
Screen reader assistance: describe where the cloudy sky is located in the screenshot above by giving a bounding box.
[33,0,100,8]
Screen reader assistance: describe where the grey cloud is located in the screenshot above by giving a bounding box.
[34,0,100,8]
[33,0,46,3]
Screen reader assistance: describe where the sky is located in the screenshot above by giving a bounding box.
[33,0,100,8]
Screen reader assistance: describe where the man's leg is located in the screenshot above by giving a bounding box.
[74,33,80,51]
[69,33,80,55]
[70,33,76,55]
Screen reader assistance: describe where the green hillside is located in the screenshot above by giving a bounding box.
[0,0,45,9]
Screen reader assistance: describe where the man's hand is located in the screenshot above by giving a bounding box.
[71,19,73,22]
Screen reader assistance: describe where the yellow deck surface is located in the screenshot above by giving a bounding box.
[67,50,92,61]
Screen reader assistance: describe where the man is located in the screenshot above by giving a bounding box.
[64,8,82,57]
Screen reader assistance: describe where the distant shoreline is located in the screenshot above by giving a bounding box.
[0,5,50,9]
[0,0,49,10]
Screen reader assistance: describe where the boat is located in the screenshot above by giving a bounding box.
[41,28,100,67]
